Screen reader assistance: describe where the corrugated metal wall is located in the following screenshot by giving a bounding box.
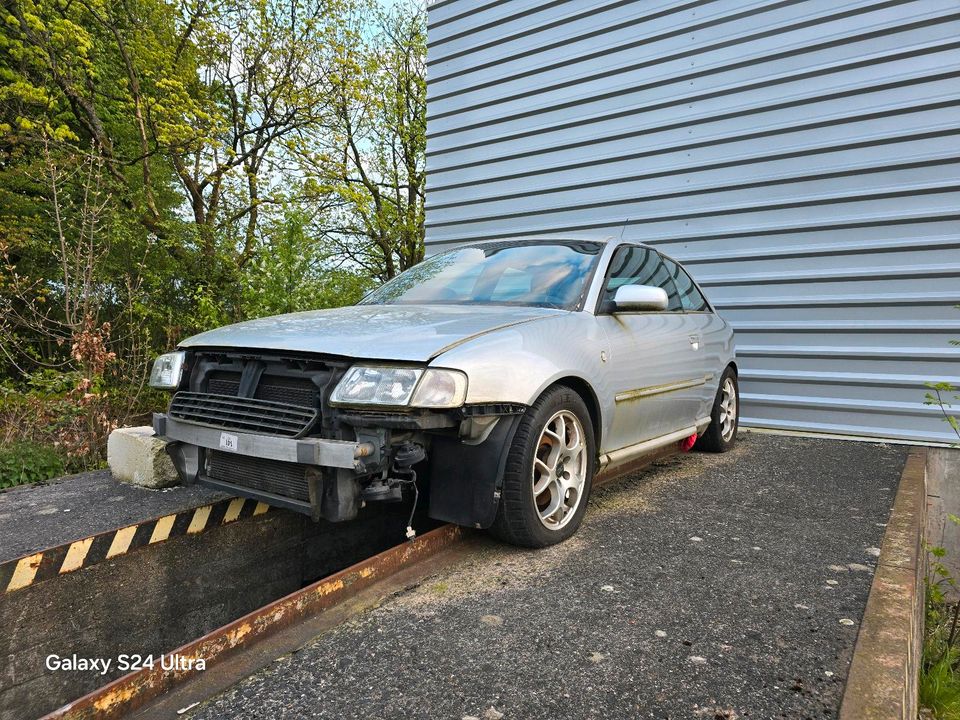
[424,0,960,444]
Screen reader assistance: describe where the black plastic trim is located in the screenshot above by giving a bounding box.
[460,402,527,418]
[428,414,522,529]
[339,410,459,430]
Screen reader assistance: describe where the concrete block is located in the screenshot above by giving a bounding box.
[107,426,180,489]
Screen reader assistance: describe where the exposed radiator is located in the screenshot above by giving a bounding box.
[207,450,310,502]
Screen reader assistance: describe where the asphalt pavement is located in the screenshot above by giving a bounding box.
[184,432,906,720]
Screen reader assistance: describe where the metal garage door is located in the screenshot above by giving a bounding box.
[424,0,960,443]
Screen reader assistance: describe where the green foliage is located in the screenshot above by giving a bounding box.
[298,0,426,281]
[0,441,65,488]
[0,0,426,470]
[923,519,960,718]
[241,210,375,318]
[927,381,960,443]
[924,306,960,445]
[921,652,960,720]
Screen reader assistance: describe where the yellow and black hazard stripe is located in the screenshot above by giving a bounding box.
[0,497,270,594]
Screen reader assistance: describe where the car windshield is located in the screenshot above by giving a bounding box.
[361,241,603,310]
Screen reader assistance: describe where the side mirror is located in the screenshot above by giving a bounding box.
[611,284,669,312]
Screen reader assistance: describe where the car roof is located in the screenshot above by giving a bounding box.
[462,235,648,248]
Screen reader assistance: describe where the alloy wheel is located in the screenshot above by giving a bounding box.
[532,410,588,530]
[719,377,737,442]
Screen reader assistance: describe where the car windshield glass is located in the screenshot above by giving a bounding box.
[361,242,603,309]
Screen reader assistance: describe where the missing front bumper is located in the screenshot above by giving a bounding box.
[153,413,377,522]
[153,413,372,471]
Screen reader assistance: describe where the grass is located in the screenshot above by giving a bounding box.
[921,544,960,719]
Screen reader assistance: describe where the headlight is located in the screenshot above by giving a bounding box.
[410,369,468,408]
[331,366,423,406]
[149,351,186,390]
[330,366,467,408]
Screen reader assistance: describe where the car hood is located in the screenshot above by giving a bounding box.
[179,304,566,362]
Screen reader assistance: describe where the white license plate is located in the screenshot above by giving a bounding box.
[219,432,239,452]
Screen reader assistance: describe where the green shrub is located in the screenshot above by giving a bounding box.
[0,442,66,489]
[922,531,960,719]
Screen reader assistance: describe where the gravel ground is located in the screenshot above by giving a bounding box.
[0,470,226,562]
[186,432,905,720]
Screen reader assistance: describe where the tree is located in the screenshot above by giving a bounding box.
[0,0,429,470]
[298,0,425,281]
[1,0,200,234]
[241,208,373,317]
[1,0,348,262]
[0,140,154,467]
[166,0,344,263]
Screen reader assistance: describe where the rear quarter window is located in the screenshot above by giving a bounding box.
[659,255,710,312]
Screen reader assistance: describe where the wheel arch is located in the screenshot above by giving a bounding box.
[550,375,603,450]
[427,372,605,532]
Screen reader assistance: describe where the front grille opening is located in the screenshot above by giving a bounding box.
[207,372,240,396]
[205,372,317,408]
[207,451,310,502]
[255,376,317,407]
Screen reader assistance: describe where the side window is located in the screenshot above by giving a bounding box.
[659,255,709,311]
[602,246,681,310]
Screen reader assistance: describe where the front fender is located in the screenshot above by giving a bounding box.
[432,312,613,440]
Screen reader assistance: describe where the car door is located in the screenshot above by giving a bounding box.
[594,245,702,451]
[658,253,729,423]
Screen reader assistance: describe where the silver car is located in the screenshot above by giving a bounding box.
[150,238,738,547]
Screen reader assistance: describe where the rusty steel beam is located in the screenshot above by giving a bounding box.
[42,524,463,720]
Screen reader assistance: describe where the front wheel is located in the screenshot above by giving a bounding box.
[695,366,739,453]
[489,386,596,548]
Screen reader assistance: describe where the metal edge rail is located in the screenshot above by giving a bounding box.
[41,523,463,720]
[0,497,271,595]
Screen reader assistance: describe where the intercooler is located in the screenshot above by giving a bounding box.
[207,372,318,407]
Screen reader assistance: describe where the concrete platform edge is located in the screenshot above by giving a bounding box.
[0,496,270,595]
[839,446,927,720]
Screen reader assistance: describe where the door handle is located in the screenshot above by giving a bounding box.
[689,335,701,351]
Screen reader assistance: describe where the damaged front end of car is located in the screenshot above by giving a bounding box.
[151,349,526,530]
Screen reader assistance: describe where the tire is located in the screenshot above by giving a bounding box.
[489,385,596,548]
[695,366,739,453]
